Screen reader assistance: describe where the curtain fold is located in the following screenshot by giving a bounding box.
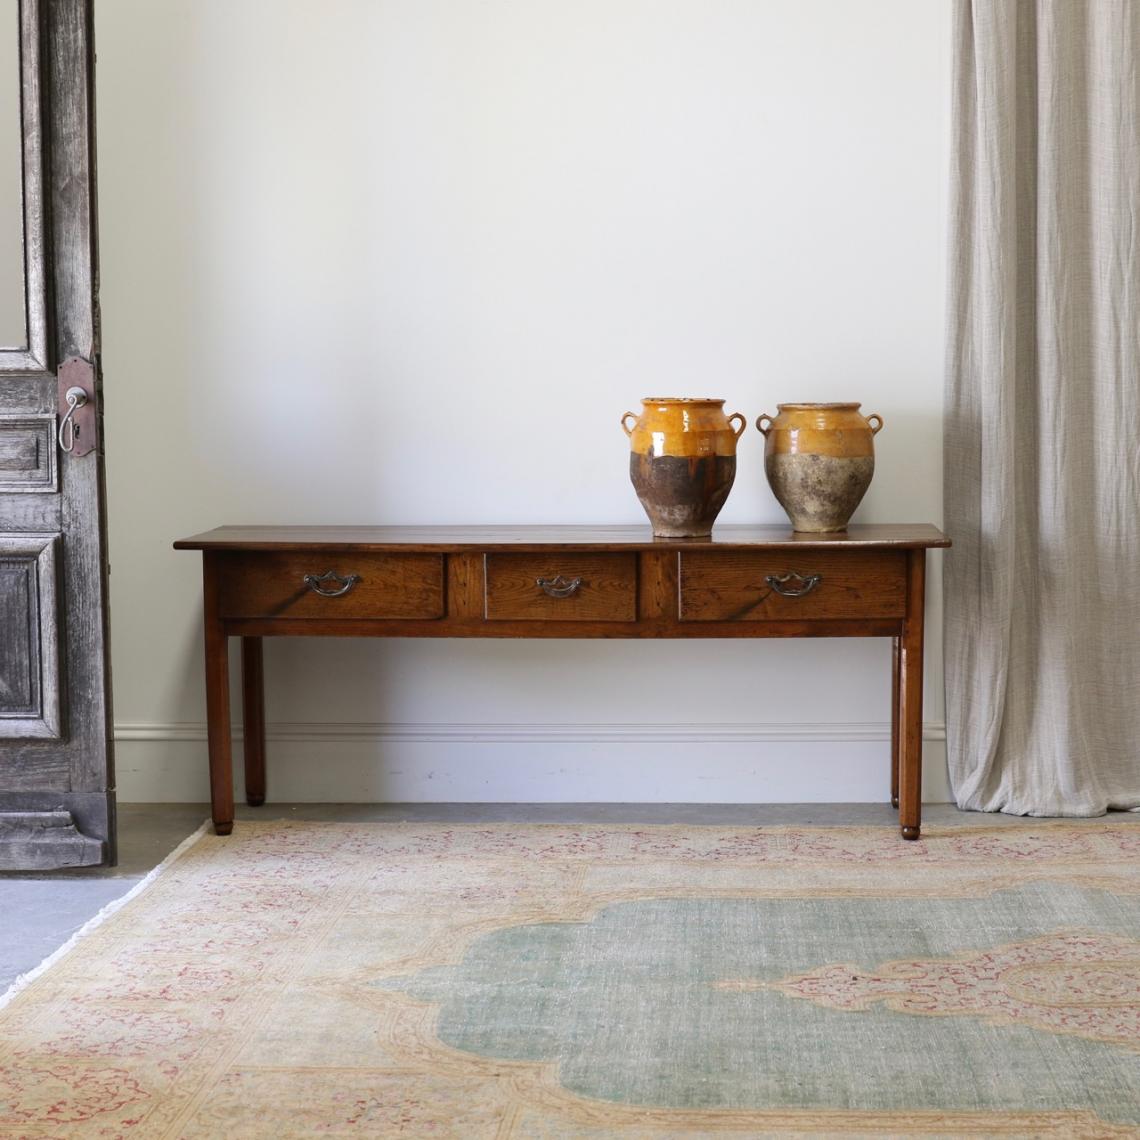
[944,0,1140,815]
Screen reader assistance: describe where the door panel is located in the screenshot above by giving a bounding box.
[0,415,57,490]
[0,1,24,348]
[0,533,60,737]
[0,0,48,372]
[0,0,112,869]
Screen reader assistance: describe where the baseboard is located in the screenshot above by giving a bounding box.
[113,720,953,805]
[115,720,948,745]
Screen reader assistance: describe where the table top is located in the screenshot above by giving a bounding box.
[174,523,950,553]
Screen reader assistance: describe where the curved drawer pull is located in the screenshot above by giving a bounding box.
[536,575,582,599]
[303,570,361,597]
[765,571,821,598]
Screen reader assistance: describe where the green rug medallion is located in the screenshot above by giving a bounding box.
[380,887,1140,1124]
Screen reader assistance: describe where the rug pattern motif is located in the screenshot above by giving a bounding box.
[0,822,1138,1137]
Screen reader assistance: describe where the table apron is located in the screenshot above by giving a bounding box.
[220,618,905,639]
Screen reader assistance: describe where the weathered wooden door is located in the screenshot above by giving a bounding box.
[0,0,112,868]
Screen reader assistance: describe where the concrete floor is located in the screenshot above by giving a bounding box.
[2,801,1135,996]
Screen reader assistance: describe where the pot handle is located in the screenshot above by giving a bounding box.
[755,413,774,437]
[620,411,637,437]
[867,413,884,435]
[727,412,746,437]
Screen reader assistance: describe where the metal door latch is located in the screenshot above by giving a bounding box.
[57,357,99,457]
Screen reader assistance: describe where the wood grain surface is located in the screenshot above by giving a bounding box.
[217,551,445,621]
[0,0,114,867]
[484,553,637,622]
[183,526,949,841]
[678,549,907,622]
[174,523,950,552]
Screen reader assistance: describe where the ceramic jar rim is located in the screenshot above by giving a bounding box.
[776,402,861,410]
[642,396,725,405]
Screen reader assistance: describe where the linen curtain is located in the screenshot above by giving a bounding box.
[944,0,1140,815]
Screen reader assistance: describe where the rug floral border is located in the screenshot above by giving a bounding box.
[1,820,1137,1138]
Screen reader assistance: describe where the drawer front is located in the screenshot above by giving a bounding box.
[218,552,445,620]
[678,550,906,622]
[484,553,637,622]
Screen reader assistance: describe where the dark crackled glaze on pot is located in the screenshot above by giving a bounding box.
[629,453,737,538]
[622,398,746,538]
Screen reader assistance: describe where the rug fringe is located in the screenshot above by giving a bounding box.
[0,818,212,1012]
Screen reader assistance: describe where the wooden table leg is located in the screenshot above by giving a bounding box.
[203,554,234,836]
[241,637,267,807]
[897,550,926,840]
[890,635,901,809]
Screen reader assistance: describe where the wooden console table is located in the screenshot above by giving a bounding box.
[174,524,949,840]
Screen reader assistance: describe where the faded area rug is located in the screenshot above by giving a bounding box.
[2,822,1140,1138]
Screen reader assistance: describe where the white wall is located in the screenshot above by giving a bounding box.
[96,0,951,803]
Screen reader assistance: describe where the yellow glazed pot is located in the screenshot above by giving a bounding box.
[755,403,884,533]
[621,398,746,538]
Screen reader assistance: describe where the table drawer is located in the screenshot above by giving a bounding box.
[484,553,637,622]
[218,552,445,620]
[678,550,906,622]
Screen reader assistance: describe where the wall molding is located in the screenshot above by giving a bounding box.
[114,720,948,745]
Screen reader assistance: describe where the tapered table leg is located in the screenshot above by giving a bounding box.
[241,637,266,807]
[898,550,926,840]
[890,636,901,809]
[203,554,234,835]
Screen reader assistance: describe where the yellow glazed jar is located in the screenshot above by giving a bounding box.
[621,398,746,537]
[755,403,884,533]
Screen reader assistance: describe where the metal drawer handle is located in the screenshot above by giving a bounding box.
[765,572,821,598]
[303,570,361,597]
[536,575,582,599]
